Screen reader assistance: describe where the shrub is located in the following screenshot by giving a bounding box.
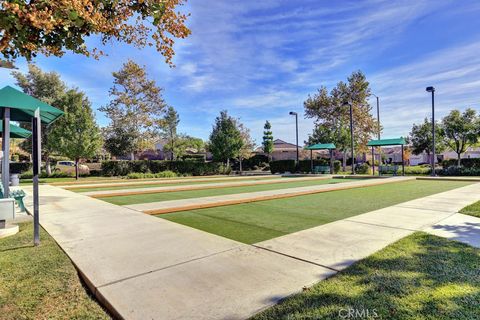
[442,158,480,169]
[101,160,226,176]
[20,170,73,179]
[270,160,296,174]
[400,166,431,175]
[355,163,370,174]
[127,171,178,179]
[10,162,32,174]
[298,159,329,173]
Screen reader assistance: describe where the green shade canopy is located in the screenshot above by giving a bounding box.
[367,137,406,147]
[0,122,31,138]
[0,86,63,124]
[305,143,336,150]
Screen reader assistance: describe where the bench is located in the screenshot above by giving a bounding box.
[314,165,331,174]
[378,165,398,176]
[0,183,27,212]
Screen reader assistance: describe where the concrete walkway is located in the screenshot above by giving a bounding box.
[24,185,334,320]
[22,181,480,320]
[82,175,333,198]
[124,176,413,214]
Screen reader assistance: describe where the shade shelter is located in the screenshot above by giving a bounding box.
[0,122,32,138]
[0,85,63,245]
[367,137,406,176]
[304,143,336,174]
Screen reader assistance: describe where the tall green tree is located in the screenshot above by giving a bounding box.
[262,120,274,161]
[102,126,137,159]
[161,106,180,160]
[11,64,67,175]
[100,60,167,160]
[50,89,102,179]
[304,71,377,170]
[408,118,444,163]
[164,134,204,160]
[441,108,480,166]
[208,110,243,167]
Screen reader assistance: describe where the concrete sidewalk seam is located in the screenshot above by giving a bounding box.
[252,244,341,273]
[96,246,242,289]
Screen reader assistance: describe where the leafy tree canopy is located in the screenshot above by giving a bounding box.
[0,0,190,65]
[100,59,167,159]
[408,117,444,156]
[262,120,274,157]
[441,108,479,165]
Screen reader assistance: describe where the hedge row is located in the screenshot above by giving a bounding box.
[101,160,227,176]
[270,159,341,174]
[439,166,480,176]
[442,158,480,168]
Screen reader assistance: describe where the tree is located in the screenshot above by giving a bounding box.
[441,108,480,166]
[161,106,180,160]
[103,126,137,159]
[262,120,274,161]
[0,0,190,65]
[237,122,255,173]
[100,60,167,160]
[304,71,377,170]
[208,111,243,167]
[408,118,444,163]
[11,64,67,175]
[164,134,204,160]
[50,89,102,179]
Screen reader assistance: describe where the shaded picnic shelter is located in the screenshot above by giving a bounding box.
[304,143,336,174]
[0,85,64,245]
[367,137,406,176]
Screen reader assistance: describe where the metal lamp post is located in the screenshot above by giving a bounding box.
[371,94,381,140]
[426,86,436,176]
[346,103,355,175]
[289,111,299,165]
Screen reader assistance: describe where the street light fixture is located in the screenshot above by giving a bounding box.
[289,111,299,165]
[426,86,436,176]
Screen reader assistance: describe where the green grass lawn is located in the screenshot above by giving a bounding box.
[0,222,110,319]
[73,176,283,193]
[100,178,351,205]
[251,232,480,320]
[160,180,471,244]
[460,200,480,218]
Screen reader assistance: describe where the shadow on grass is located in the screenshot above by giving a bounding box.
[252,232,480,320]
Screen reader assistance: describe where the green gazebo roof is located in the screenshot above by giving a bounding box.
[0,86,64,124]
[305,143,336,150]
[367,137,406,147]
[0,122,31,138]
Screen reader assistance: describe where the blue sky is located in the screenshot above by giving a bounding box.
[1,0,480,146]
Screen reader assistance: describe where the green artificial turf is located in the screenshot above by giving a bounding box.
[101,178,350,205]
[159,180,471,244]
[251,232,480,320]
[74,176,283,193]
[460,200,480,218]
[0,222,110,319]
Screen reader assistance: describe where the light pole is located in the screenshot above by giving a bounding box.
[289,111,299,165]
[426,86,436,176]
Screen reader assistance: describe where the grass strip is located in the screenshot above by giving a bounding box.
[460,200,480,218]
[160,180,471,244]
[0,222,110,320]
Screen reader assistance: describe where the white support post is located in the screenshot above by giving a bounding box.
[2,107,10,198]
[32,108,41,245]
